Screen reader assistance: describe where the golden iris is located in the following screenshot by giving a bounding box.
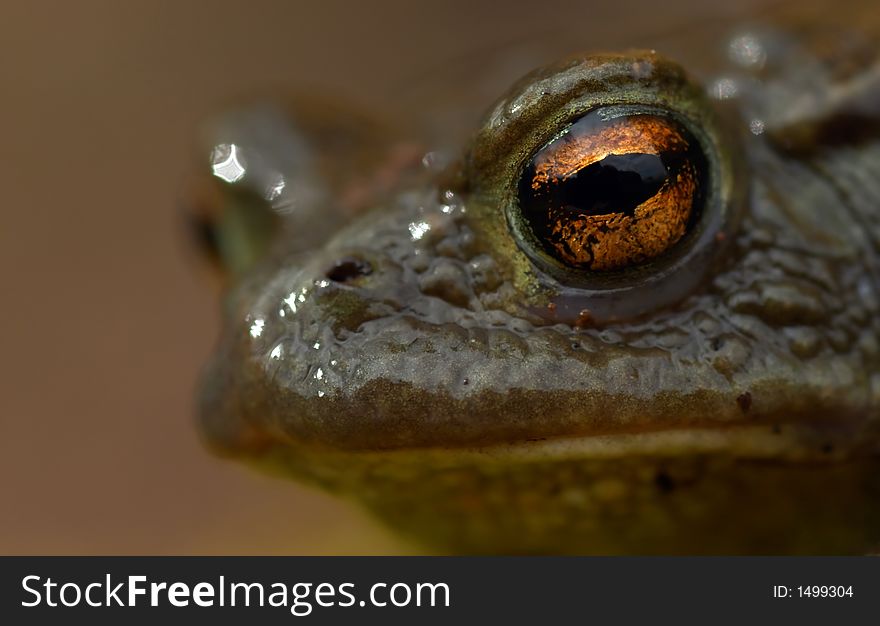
[517,110,705,271]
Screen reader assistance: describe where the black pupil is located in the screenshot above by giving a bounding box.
[548,153,668,217]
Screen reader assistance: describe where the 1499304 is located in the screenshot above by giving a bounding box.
[798,586,854,598]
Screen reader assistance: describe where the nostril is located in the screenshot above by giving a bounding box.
[654,470,676,493]
[326,257,372,283]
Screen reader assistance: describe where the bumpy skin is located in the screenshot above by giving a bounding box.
[197,6,880,553]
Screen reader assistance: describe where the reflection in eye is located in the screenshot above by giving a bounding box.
[517,110,706,271]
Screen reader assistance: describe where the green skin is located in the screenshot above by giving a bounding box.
[197,11,880,553]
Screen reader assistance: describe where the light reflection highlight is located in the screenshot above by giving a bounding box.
[408,221,430,240]
[265,172,286,201]
[210,143,246,183]
[283,293,298,315]
[249,318,265,338]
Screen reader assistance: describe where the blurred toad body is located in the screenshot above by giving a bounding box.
[191,6,880,554]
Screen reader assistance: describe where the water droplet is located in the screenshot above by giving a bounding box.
[728,33,766,69]
[709,77,739,100]
[210,143,246,183]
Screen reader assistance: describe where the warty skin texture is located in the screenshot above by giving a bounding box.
[196,4,880,553]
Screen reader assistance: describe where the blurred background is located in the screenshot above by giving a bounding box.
[0,0,820,554]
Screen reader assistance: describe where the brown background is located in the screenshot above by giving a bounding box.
[2,0,790,554]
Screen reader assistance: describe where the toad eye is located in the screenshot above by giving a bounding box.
[517,110,706,271]
[465,52,743,321]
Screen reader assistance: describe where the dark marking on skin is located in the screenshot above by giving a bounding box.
[737,392,753,413]
[326,257,373,283]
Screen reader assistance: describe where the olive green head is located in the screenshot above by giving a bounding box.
[194,12,880,553]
